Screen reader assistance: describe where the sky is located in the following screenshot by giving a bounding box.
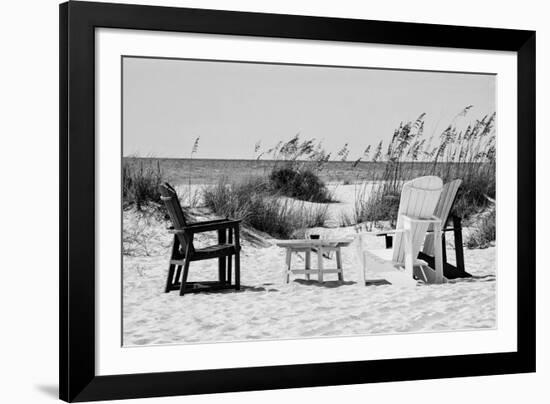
[122,56,495,160]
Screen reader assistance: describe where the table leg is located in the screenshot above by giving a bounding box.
[284,248,292,284]
[317,248,324,283]
[336,248,344,281]
[355,235,366,287]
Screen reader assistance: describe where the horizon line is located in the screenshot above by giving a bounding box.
[123,156,489,164]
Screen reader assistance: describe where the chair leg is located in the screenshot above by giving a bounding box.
[179,258,191,296]
[218,257,226,284]
[165,236,180,293]
[403,224,414,278]
[385,234,393,249]
[227,229,233,286]
[453,216,466,274]
[235,251,240,290]
[441,233,448,265]
[218,229,227,284]
[174,265,182,285]
[432,222,445,284]
[164,264,176,293]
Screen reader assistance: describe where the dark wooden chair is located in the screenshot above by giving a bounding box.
[378,179,471,280]
[159,183,241,296]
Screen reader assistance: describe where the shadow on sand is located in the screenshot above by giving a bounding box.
[446,274,496,284]
[190,284,281,294]
[293,279,356,288]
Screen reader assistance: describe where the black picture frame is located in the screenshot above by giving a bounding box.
[59,1,536,402]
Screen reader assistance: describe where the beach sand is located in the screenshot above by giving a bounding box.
[122,185,496,346]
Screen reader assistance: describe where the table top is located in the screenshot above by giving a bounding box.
[275,238,355,248]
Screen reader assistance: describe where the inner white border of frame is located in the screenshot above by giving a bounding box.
[96,28,517,376]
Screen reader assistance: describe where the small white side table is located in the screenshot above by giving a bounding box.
[276,238,354,283]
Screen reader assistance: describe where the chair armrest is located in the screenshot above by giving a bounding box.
[380,227,454,238]
[377,217,455,247]
[167,219,241,234]
[186,218,238,227]
[184,219,241,234]
[401,214,441,224]
[167,228,190,235]
[355,230,404,239]
[426,227,455,234]
[375,230,396,237]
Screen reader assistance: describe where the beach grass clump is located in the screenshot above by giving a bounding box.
[269,167,333,203]
[452,166,495,220]
[353,182,400,226]
[299,202,330,229]
[203,176,329,239]
[466,207,496,249]
[202,176,268,222]
[255,134,336,203]
[122,159,164,210]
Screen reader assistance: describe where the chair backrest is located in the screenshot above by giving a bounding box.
[392,176,443,263]
[159,183,192,253]
[422,179,462,256]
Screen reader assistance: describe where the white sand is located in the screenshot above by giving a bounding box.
[122,185,496,346]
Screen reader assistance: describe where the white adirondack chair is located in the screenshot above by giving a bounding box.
[379,178,468,279]
[422,179,462,257]
[355,176,446,287]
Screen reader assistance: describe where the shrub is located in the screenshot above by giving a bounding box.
[269,167,333,203]
[269,167,298,194]
[122,159,163,210]
[203,176,329,239]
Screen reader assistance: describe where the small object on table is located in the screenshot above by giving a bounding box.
[276,238,354,284]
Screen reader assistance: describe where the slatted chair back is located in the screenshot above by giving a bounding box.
[422,179,462,256]
[159,183,193,254]
[392,176,443,264]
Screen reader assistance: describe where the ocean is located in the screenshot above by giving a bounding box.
[123,157,480,186]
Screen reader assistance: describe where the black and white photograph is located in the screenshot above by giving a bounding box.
[122,56,497,346]
[1,0,543,402]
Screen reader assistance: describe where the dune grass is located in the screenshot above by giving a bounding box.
[122,159,164,210]
[350,109,496,238]
[466,207,496,249]
[203,176,329,239]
